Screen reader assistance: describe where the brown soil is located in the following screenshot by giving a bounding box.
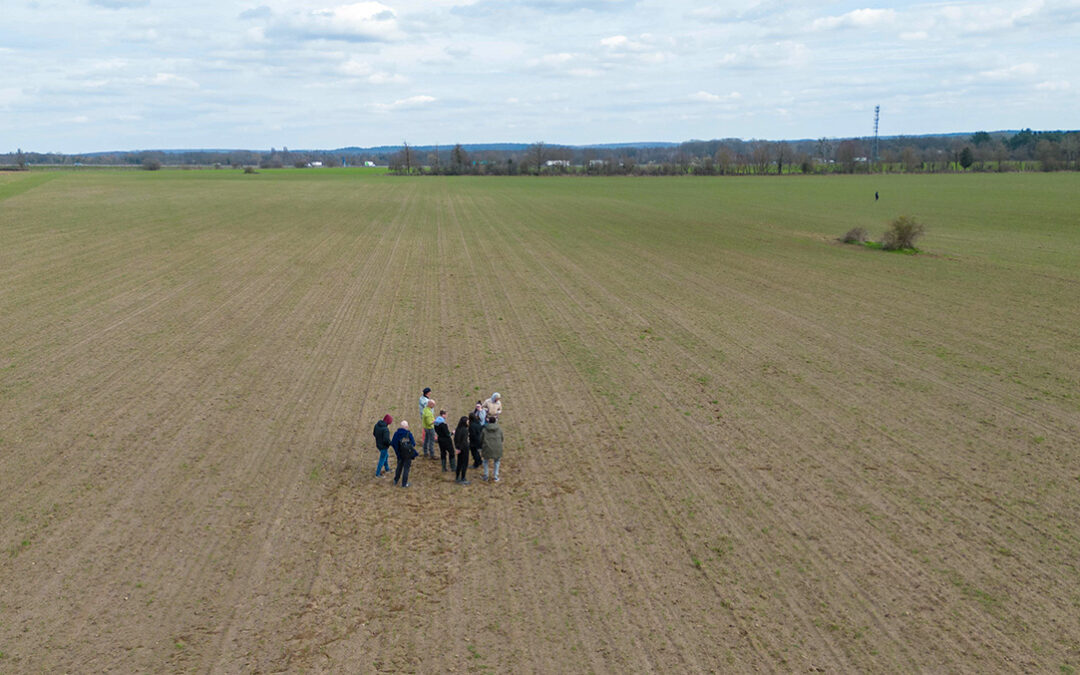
[1,174,1078,672]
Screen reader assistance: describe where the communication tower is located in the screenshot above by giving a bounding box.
[872,105,880,165]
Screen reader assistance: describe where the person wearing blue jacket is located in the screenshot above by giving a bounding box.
[391,421,417,488]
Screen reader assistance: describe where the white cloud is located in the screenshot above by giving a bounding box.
[811,8,896,31]
[370,94,436,112]
[689,90,742,103]
[139,73,199,88]
[531,52,575,67]
[368,72,407,84]
[270,2,402,43]
[718,41,808,69]
[600,35,632,49]
[1035,80,1070,91]
[89,0,149,8]
[239,5,271,20]
[339,58,406,83]
[978,63,1039,81]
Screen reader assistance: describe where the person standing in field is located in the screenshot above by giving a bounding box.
[468,411,485,470]
[392,421,417,488]
[453,415,471,485]
[481,416,504,483]
[475,400,486,426]
[419,387,432,417]
[483,392,502,423]
[372,414,392,478]
[435,410,455,473]
[421,399,436,459]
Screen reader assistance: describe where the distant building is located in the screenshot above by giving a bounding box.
[310,161,324,168]
[364,161,376,167]
[545,160,570,167]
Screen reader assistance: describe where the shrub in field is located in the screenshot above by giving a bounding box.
[243,166,258,174]
[842,227,868,244]
[881,216,925,251]
[142,158,162,171]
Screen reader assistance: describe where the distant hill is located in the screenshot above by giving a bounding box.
[331,141,679,154]
[56,133,1067,157]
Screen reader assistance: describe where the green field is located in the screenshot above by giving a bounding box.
[1,169,1078,671]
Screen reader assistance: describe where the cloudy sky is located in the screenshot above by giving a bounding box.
[2,0,1077,152]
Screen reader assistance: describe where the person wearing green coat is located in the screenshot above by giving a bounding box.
[481,416,504,483]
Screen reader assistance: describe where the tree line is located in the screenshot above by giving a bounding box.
[389,130,1080,176]
[4,129,1078,174]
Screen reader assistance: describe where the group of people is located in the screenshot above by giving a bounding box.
[372,388,504,489]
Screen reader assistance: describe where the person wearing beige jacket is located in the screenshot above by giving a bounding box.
[482,392,502,423]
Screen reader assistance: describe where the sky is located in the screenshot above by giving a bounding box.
[2,0,1078,152]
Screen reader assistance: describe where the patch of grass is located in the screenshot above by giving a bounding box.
[942,568,999,611]
[859,240,921,255]
[8,539,30,557]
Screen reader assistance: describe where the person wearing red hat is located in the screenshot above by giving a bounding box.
[373,414,393,477]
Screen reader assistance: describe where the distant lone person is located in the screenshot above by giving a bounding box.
[875,191,879,201]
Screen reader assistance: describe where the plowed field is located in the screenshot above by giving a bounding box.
[1,170,1078,672]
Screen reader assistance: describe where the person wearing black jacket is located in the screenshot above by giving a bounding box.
[453,416,470,484]
[434,410,455,473]
[391,421,417,488]
[468,412,485,469]
[373,414,392,477]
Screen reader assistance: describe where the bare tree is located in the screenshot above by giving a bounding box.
[528,142,546,174]
[835,140,859,173]
[750,142,771,174]
[774,142,792,175]
[901,146,919,173]
[451,144,469,174]
[711,147,730,175]
[402,141,413,174]
[816,137,833,164]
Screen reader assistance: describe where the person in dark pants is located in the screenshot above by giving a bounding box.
[435,411,455,472]
[373,414,392,477]
[453,415,470,485]
[392,421,416,488]
[468,411,485,469]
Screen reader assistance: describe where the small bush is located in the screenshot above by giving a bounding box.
[243,166,258,174]
[842,227,868,244]
[142,158,162,171]
[881,216,925,251]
